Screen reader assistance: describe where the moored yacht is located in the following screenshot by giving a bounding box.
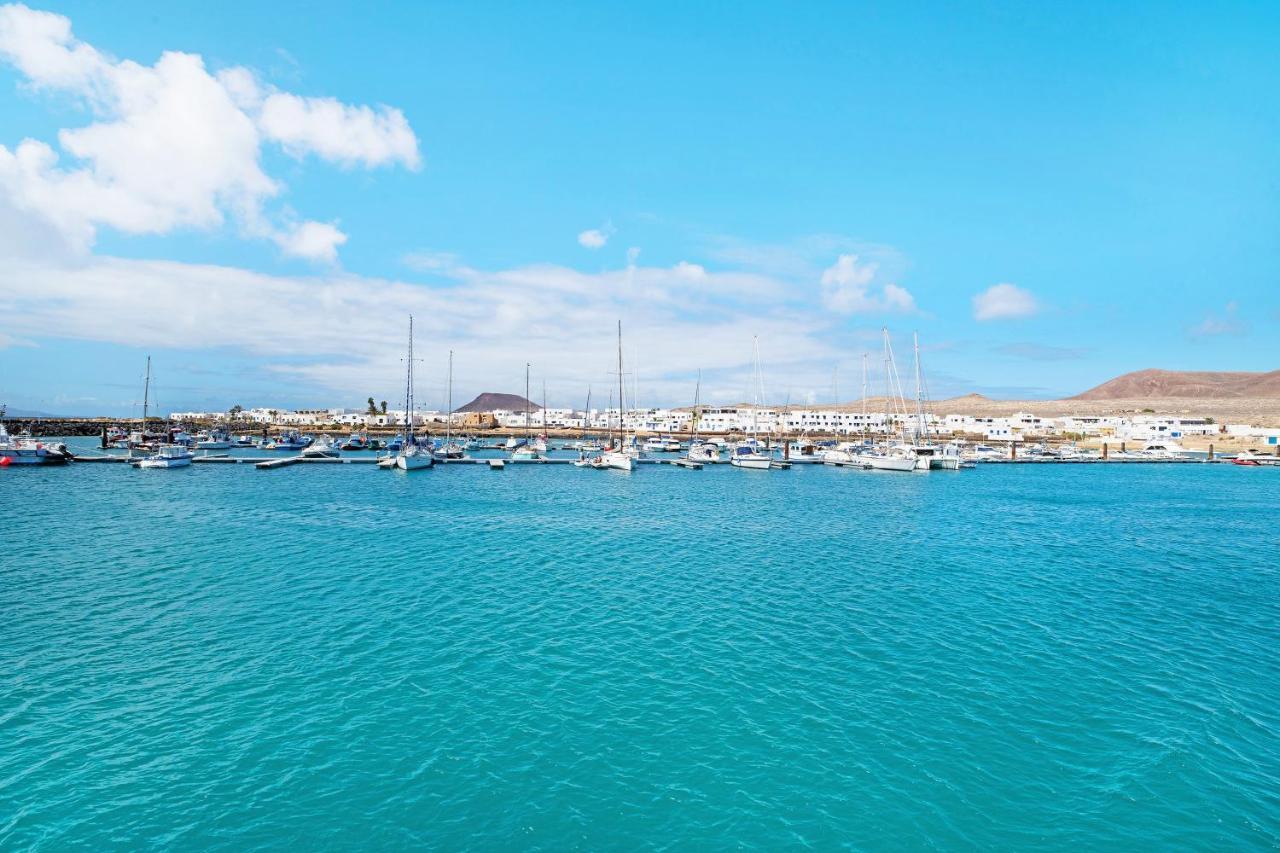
[730,442,773,469]
[393,317,433,471]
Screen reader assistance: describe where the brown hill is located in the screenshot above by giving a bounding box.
[454,392,540,413]
[1072,369,1280,400]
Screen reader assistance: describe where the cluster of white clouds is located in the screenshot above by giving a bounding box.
[0,251,841,404]
[0,2,418,262]
[819,253,915,315]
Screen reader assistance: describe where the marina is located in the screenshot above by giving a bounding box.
[6,442,1278,851]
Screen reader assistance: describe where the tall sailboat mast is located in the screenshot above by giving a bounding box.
[403,316,414,445]
[750,336,762,440]
[691,369,701,444]
[525,363,532,442]
[617,320,625,451]
[913,331,924,443]
[445,349,453,462]
[861,352,869,441]
[141,355,151,440]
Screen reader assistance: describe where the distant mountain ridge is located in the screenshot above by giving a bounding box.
[1072,369,1280,400]
[453,392,540,413]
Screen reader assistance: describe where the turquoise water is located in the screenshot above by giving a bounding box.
[3,443,1278,849]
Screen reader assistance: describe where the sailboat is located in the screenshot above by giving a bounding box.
[132,359,195,469]
[731,337,774,470]
[433,350,465,461]
[511,364,545,460]
[573,388,603,452]
[580,321,634,471]
[395,315,433,470]
[686,370,720,463]
[861,329,916,472]
[908,332,960,470]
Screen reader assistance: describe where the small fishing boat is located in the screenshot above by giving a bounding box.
[134,443,194,469]
[341,433,368,451]
[195,427,233,450]
[271,430,312,451]
[232,435,257,448]
[0,416,72,466]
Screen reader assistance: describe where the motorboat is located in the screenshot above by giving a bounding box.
[1232,449,1279,467]
[341,433,369,451]
[0,421,72,466]
[272,431,313,451]
[134,443,194,469]
[1137,440,1193,460]
[301,435,341,459]
[643,436,681,453]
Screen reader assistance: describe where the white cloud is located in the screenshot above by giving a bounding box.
[972,283,1038,321]
[882,283,916,312]
[275,220,347,264]
[258,93,420,170]
[0,251,838,405]
[673,261,707,281]
[1189,301,1247,338]
[819,254,915,314]
[0,3,419,260]
[577,221,615,249]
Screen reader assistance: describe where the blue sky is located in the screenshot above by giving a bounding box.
[1,1,1277,415]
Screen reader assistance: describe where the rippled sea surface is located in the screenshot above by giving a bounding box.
[3,442,1279,849]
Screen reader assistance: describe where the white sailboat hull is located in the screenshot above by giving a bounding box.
[587,451,633,471]
[865,454,916,472]
[395,451,433,470]
[731,456,773,470]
